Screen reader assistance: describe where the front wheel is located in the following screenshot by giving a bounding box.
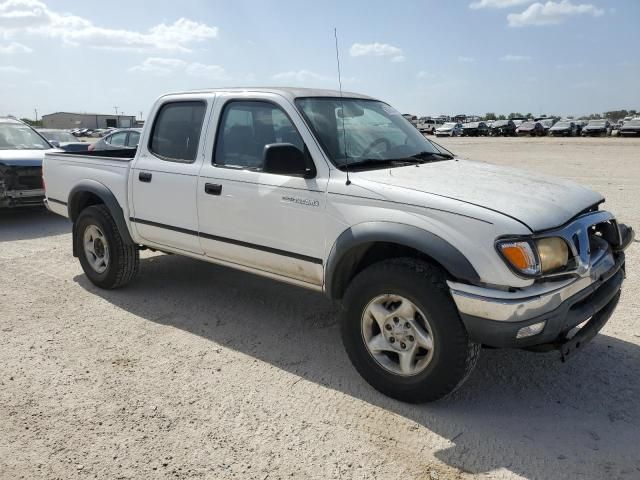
[75,205,139,289]
[340,258,480,403]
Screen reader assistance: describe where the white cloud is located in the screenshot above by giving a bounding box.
[0,65,29,73]
[458,56,476,63]
[508,1,604,27]
[128,57,186,75]
[0,0,218,52]
[129,57,228,81]
[417,70,435,79]
[272,69,333,83]
[349,42,404,62]
[470,0,533,9]
[185,62,229,81]
[500,54,532,61]
[0,41,32,54]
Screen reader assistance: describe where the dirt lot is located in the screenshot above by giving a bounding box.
[1,137,639,480]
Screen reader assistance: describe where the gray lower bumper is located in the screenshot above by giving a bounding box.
[449,252,625,349]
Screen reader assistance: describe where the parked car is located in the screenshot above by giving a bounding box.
[574,120,588,135]
[73,128,91,137]
[581,120,611,137]
[489,120,516,136]
[434,122,463,137]
[538,118,555,133]
[88,128,142,151]
[619,119,640,137]
[549,121,578,137]
[43,87,633,403]
[402,114,418,128]
[38,129,90,152]
[417,117,442,135]
[516,121,545,136]
[461,122,489,137]
[0,117,53,208]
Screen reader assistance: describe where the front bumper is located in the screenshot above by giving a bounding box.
[0,187,45,208]
[448,218,633,352]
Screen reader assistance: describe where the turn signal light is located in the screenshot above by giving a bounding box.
[497,240,540,276]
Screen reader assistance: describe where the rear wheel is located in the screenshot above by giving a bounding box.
[75,205,139,289]
[341,258,480,403]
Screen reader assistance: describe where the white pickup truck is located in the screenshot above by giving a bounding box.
[43,88,633,403]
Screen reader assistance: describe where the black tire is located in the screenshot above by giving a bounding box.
[75,205,139,289]
[340,258,480,403]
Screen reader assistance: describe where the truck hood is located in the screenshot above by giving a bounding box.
[353,159,604,231]
[0,149,48,167]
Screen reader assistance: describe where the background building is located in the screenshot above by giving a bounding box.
[42,112,137,129]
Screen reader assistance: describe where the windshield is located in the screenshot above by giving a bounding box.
[441,122,456,128]
[554,122,570,128]
[588,120,606,126]
[627,120,640,126]
[0,123,51,150]
[40,130,77,142]
[296,98,443,168]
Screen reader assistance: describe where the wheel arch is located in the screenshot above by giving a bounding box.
[325,222,480,300]
[68,180,134,256]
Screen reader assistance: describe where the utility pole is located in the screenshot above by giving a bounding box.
[114,106,119,116]
[139,111,143,120]
[34,108,38,124]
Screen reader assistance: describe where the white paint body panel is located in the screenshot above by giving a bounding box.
[42,87,609,294]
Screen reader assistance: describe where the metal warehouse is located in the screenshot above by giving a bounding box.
[41,112,137,129]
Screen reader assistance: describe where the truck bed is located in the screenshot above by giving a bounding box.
[43,149,136,219]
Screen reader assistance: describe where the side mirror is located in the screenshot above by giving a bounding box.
[263,143,315,178]
[49,140,60,148]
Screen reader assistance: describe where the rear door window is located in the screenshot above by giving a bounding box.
[149,101,206,162]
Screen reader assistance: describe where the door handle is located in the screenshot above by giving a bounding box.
[205,183,223,195]
[138,172,152,183]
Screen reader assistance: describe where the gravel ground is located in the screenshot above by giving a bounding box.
[1,137,639,480]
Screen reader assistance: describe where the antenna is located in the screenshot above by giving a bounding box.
[334,27,350,186]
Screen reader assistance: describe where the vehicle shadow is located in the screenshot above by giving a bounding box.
[0,207,71,242]
[75,254,640,479]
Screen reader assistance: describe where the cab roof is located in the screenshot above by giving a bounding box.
[160,87,376,101]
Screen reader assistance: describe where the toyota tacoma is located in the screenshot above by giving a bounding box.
[43,88,633,403]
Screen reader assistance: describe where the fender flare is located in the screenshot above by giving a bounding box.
[324,222,480,300]
[68,180,134,256]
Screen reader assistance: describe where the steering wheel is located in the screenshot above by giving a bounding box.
[360,138,392,158]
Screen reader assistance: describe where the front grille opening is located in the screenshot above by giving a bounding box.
[592,221,620,248]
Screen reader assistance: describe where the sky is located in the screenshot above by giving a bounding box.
[1,0,638,120]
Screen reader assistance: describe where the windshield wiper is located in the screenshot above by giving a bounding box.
[411,151,454,160]
[337,158,422,171]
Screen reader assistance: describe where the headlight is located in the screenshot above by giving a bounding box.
[536,237,569,273]
[497,237,569,277]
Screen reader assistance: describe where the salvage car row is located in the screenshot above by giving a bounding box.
[427,118,640,137]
